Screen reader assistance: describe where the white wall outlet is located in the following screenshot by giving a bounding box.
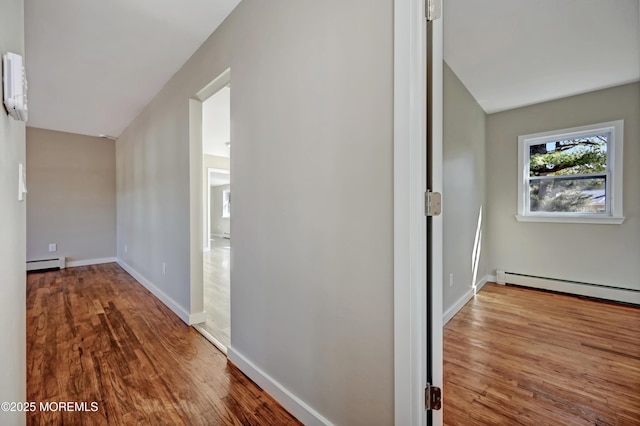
[124,244,128,253]
[48,243,57,252]
[162,262,166,276]
[449,273,454,287]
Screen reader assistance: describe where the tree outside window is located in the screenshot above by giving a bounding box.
[516,120,624,224]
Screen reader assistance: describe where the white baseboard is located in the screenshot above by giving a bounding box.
[443,275,490,325]
[116,259,202,325]
[504,273,640,305]
[66,257,117,268]
[192,324,227,355]
[227,347,333,426]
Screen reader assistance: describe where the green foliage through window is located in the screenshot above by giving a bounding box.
[529,135,607,177]
[528,135,607,213]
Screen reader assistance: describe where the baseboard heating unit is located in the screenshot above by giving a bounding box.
[27,257,66,272]
[503,272,640,306]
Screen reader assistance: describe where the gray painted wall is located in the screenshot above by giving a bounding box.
[443,62,488,314]
[116,1,393,424]
[210,184,230,237]
[26,127,116,263]
[0,0,26,424]
[487,83,640,291]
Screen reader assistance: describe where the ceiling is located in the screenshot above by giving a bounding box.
[23,1,639,137]
[444,0,640,113]
[25,0,240,137]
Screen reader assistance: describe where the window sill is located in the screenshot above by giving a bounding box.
[515,215,625,225]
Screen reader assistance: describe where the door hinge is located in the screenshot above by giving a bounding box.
[426,0,441,21]
[425,384,442,410]
[425,190,442,216]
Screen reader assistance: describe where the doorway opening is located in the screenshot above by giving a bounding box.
[201,167,230,351]
[190,70,231,354]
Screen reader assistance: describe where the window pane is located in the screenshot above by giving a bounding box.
[529,134,608,177]
[529,177,606,213]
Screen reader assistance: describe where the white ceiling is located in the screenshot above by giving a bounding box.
[444,0,640,113]
[25,0,240,137]
[23,0,639,137]
[203,86,230,157]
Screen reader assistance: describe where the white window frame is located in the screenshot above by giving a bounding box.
[516,120,624,224]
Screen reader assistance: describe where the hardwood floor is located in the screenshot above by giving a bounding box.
[26,263,301,426]
[199,237,231,349]
[444,283,640,425]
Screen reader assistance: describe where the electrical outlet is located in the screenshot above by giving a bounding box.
[124,244,128,253]
[48,243,57,252]
[449,273,454,287]
[162,262,166,276]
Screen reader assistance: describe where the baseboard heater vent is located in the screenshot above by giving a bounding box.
[504,272,640,306]
[27,257,66,272]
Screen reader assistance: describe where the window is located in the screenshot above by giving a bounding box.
[222,189,230,218]
[516,120,624,224]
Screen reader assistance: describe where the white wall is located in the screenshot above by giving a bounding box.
[116,1,394,424]
[443,62,488,317]
[0,0,26,424]
[210,184,230,237]
[486,83,640,291]
[26,127,116,264]
[204,154,230,171]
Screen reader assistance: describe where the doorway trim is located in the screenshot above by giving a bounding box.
[393,0,427,424]
[394,0,443,425]
[188,68,231,324]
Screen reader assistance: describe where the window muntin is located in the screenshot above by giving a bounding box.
[517,120,624,224]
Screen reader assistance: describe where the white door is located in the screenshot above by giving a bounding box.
[426,10,444,426]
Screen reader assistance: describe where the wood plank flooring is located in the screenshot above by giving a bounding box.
[26,263,301,426]
[199,237,231,349]
[444,283,640,425]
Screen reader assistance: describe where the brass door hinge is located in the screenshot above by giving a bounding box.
[425,384,442,410]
